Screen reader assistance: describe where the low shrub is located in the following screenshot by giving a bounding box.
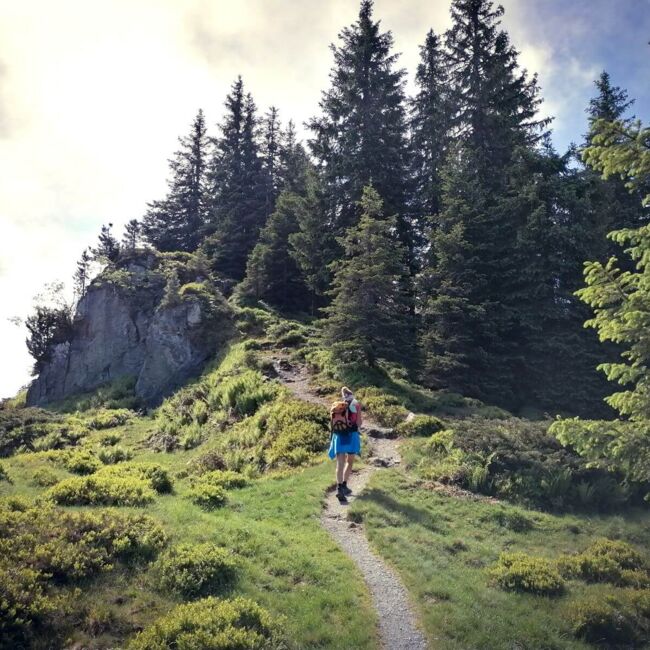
[568,589,650,646]
[128,596,285,650]
[195,470,249,490]
[86,408,133,430]
[558,539,648,586]
[0,499,166,594]
[99,432,122,446]
[46,474,156,507]
[187,450,227,475]
[0,407,59,456]
[97,445,133,465]
[395,414,444,438]
[0,463,10,483]
[64,449,102,474]
[355,387,408,427]
[0,561,55,647]
[409,417,632,511]
[30,468,59,487]
[98,463,173,494]
[490,552,565,596]
[152,543,238,598]
[213,371,279,418]
[188,482,227,510]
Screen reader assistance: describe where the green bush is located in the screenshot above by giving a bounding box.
[188,482,227,510]
[195,470,249,490]
[568,589,650,646]
[395,414,444,437]
[234,306,274,337]
[410,417,631,511]
[99,432,122,446]
[98,463,173,494]
[487,507,535,532]
[46,473,156,506]
[30,468,59,487]
[86,408,133,430]
[558,539,648,586]
[97,445,133,465]
[64,449,102,474]
[153,543,238,598]
[0,407,59,456]
[213,371,279,418]
[187,450,227,475]
[0,561,55,647]
[490,552,565,596]
[355,387,408,426]
[128,596,285,650]
[0,463,10,483]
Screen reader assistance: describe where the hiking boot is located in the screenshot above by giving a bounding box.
[341,482,352,496]
[336,486,348,503]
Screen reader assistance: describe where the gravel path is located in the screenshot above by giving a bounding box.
[271,357,429,650]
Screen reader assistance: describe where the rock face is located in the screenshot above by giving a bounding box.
[27,252,233,407]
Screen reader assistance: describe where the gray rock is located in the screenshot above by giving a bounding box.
[27,268,233,407]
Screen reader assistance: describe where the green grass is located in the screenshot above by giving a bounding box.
[348,469,650,649]
[0,429,377,649]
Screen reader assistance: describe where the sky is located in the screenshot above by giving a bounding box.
[0,0,648,398]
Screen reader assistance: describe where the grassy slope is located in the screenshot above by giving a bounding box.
[0,413,378,649]
[348,469,650,649]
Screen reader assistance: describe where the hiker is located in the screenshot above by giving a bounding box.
[328,386,362,502]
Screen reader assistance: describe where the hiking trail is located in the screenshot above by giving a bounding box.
[271,356,429,650]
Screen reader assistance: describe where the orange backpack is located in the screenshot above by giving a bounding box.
[330,400,351,434]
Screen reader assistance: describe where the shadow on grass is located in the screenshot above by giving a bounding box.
[356,487,444,534]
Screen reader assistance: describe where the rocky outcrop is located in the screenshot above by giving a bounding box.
[27,252,234,407]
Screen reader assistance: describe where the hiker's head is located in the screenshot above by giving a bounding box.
[341,386,354,402]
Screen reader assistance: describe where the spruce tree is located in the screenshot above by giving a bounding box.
[240,192,308,311]
[92,223,120,263]
[323,185,412,366]
[261,106,282,202]
[121,219,142,252]
[308,0,412,268]
[288,169,333,312]
[142,109,210,252]
[278,120,310,196]
[409,29,449,221]
[444,0,548,182]
[204,77,270,281]
[73,248,92,302]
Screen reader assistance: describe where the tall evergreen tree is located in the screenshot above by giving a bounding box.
[444,0,548,182]
[142,109,210,252]
[409,29,449,221]
[73,248,92,303]
[278,120,310,196]
[203,77,270,281]
[261,106,282,202]
[308,0,412,268]
[323,185,413,366]
[288,169,333,312]
[240,191,308,311]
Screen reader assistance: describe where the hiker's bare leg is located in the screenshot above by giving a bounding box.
[336,454,346,483]
[343,453,355,481]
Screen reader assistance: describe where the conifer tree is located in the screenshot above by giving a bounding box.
[121,219,142,252]
[323,185,412,366]
[308,1,412,267]
[142,109,210,252]
[444,0,548,183]
[287,169,333,312]
[261,106,282,202]
[73,248,92,302]
[204,77,270,281]
[278,121,310,196]
[92,223,120,263]
[240,192,308,311]
[410,29,449,221]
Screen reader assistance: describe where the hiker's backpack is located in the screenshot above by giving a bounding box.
[330,400,351,434]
